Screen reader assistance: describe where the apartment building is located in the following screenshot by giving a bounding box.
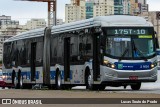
[86,0,94,19]
[114,0,123,15]
[93,0,114,16]
[0,15,19,27]
[24,19,46,30]
[56,19,64,25]
[123,0,131,15]
[65,0,86,23]
[138,0,148,14]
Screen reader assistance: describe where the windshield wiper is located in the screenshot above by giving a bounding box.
[119,48,129,61]
[133,41,148,61]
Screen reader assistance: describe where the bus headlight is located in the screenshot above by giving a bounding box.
[111,64,115,69]
[103,60,109,65]
[151,64,154,68]
[104,60,116,69]
[151,61,157,68]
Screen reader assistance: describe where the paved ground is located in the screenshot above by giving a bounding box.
[0,89,160,107]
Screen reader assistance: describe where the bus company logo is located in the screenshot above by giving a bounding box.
[2,99,11,104]
[118,64,123,69]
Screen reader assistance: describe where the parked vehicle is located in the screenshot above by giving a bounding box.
[0,69,5,88]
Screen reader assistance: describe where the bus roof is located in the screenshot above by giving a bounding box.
[51,15,153,34]
[4,15,153,43]
[4,27,46,43]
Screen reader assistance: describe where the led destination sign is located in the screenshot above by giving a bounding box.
[107,28,150,35]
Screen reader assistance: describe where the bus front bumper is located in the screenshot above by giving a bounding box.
[100,66,157,83]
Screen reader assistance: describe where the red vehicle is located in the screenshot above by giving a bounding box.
[0,70,14,88]
[0,77,6,88]
[0,70,6,88]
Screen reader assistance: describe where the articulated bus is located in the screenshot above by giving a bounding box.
[2,15,158,90]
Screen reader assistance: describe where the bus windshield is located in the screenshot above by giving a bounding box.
[103,27,156,60]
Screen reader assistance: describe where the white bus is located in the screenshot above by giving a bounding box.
[2,15,158,90]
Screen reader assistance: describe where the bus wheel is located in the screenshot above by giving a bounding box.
[17,71,23,89]
[98,85,106,91]
[131,83,141,90]
[19,75,23,89]
[14,76,17,89]
[86,72,97,90]
[12,71,16,88]
[56,72,62,90]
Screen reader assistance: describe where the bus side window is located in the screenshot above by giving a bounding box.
[3,43,11,68]
[51,36,58,65]
[70,36,78,62]
[36,42,43,66]
[85,35,93,55]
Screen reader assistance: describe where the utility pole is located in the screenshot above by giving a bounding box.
[15,0,57,27]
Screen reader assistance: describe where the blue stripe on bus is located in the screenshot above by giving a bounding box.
[50,71,56,80]
[4,70,73,80]
[49,70,73,80]
[114,62,152,70]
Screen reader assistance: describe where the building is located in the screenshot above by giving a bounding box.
[123,0,131,15]
[24,19,46,30]
[114,0,123,15]
[0,35,12,60]
[0,15,19,27]
[0,15,27,35]
[148,12,160,43]
[138,11,149,21]
[0,25,26,36]
[65,0,114,23]
[93,0,114,17]
[130,0,139,15]
[138,0,148,14]
[56,19,64,25]
[65,0,86,23]
[86,0,94,19]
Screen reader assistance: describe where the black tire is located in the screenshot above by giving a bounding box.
[12,71,20,89]
[17,71,23,89]
[98,85,106,91]
[86,71,98,91]
[62,85,72,90]
[55,71,62,90]
[131,83,141,90]
[12,71,16,87]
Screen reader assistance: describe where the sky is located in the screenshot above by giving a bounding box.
[0,0,160,25]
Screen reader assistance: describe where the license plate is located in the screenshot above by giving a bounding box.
[129,76,138,80]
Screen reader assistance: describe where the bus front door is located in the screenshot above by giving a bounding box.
[31,42,36,82]
[64,38,70,82]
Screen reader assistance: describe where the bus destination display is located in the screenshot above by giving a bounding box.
[107,28,149,35]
